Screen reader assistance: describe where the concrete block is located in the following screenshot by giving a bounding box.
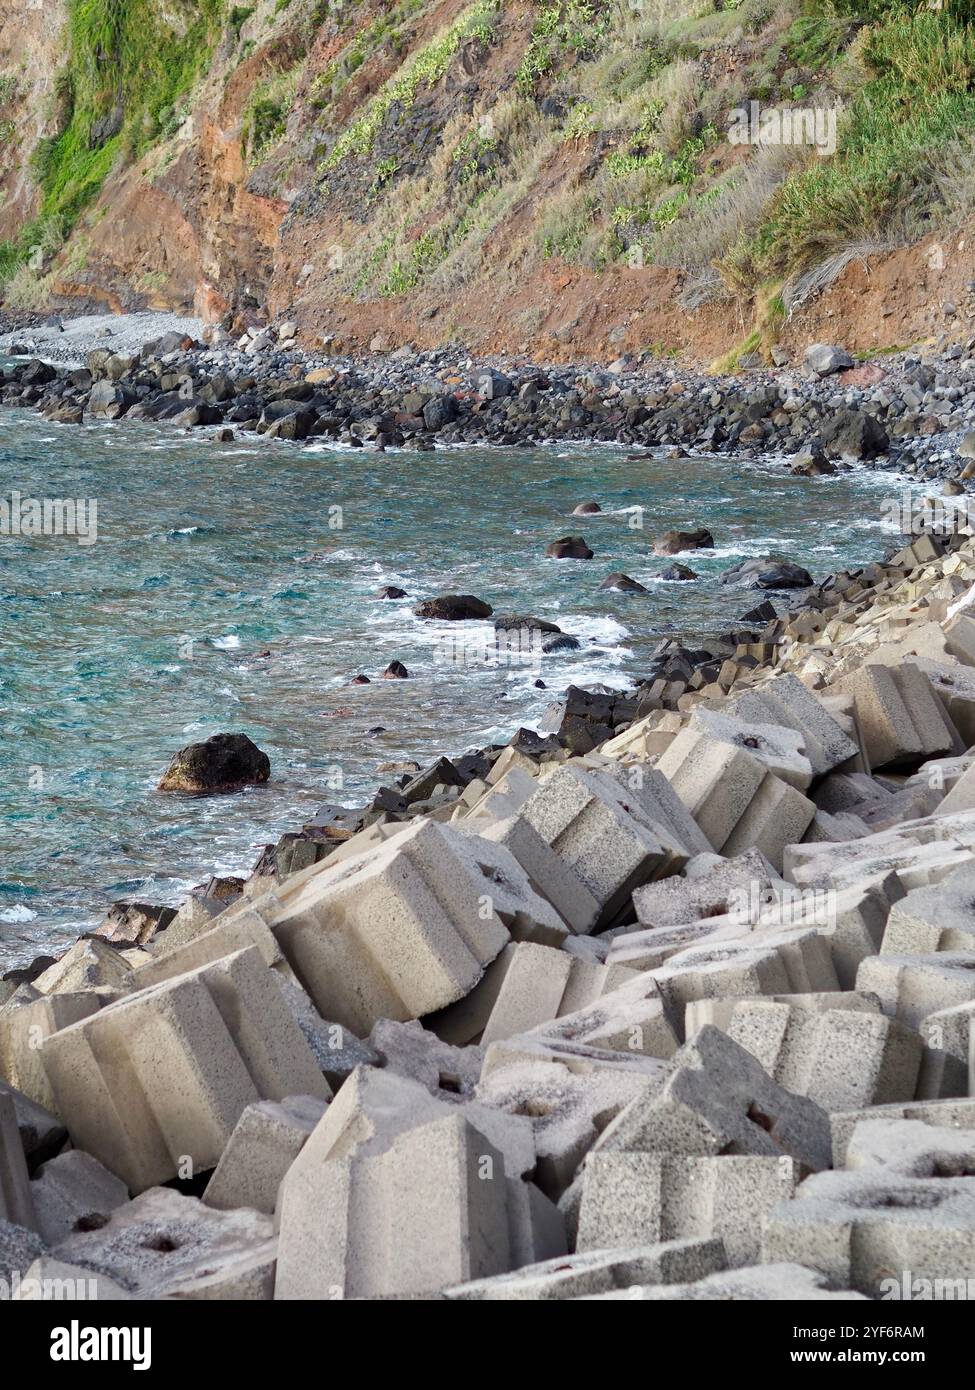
[683,999,922,1111]
[13,1256,131,1301]
[31,938,134,997]
[918,1000,975,1098]
[444,1236,725,1300]
[0,992,101,1114]
[832,663,962,769]
[856,952,975,1030]
[0,1081,65,1171]
[576,1153,798,1265]
[844,1117,975,1177]
[732,673,859,776]
[41,947,330,1192]
[471,814,601,935]
[762,1169,975,1296]
[909,657,975,747]
[514,763,707,927]
[30,1150,129,1245]
[430,942,637,1048]
[204,1095,327,1215]
[785,808,975,895]
[273,977,379,1092]
[883,862,975,954]
[651,929,838,1032]
[133,906,299,989]
[754,875,903,989]
[938,760,975,814]
[588,1024,832,1171]
[275,1067,557,1299]
[367,1019,483,1099]
[689,706,814,790]
[476,1059,657,1198]
[588,1263,866,1301]
[656,730,766,850]
[831,1099,975,1166]
[801,809,869,843]
[0,1089,35,1231]
[54,1186,277,1298]
[493,971,680,1063]
[721,774,816,871]
[813,772,894,815]
[0,1219,46,1283]
[262,820,539,1032]
[632,849,781,929]
[656,728,815,870]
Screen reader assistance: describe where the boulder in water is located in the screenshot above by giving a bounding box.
[653,528,714,555]
[158,733,270,794]
[599,573,648,593]
[413,595,493,620]
[545,536,593,559]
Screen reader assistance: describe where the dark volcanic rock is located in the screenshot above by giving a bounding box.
[599,572,648,593]
[545,535,594,559]
[377,586,408,600]
[158,733,271,794]
[721,556,814,590]
[820,409,889,461]
[653,528,714,555]
[659,563,698,581]
[493,614,562,634]
[413,594,493,620]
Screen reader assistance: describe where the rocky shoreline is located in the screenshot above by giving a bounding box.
[2,313,975,485]
[3,318,975,1301]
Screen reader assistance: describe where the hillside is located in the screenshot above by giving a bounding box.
[1,0,974,363]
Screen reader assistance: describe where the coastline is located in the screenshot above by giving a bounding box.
[3,314,975,1302]
[2,312,972,980]
[1,310,973,481]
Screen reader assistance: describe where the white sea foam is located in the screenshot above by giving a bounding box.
[0,905,37,923]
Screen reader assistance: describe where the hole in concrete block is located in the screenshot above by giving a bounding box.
[514,1098,555,1119]
[747,1102,776,1134]
[741,736,762,749]
[438,1072,463,1094]
[74,1212,109,1233]
[142,1234,180,1253]
[932,1160,975,1178]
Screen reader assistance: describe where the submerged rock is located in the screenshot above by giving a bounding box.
[599,572,648,593]
[414,595,493,620]
[546,536,593,559]
[653,528,714,555]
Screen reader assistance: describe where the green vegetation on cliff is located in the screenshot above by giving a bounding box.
[1,0,224,285]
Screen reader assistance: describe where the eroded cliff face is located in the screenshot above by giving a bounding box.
[1,1,973,363]
[0,0,69,241]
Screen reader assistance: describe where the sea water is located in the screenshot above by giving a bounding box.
[0,409,909,966]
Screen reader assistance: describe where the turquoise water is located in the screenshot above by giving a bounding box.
[0,408,906,967]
